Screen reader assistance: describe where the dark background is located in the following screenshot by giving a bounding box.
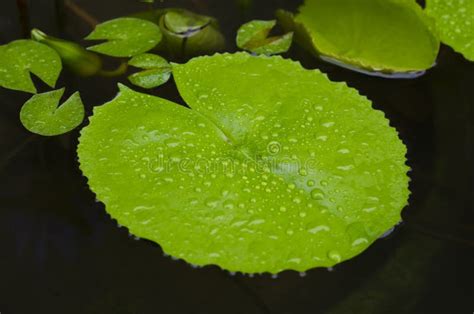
[0,0,473,313]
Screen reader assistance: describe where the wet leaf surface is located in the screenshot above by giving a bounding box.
[86,17,162,57]
[0,40,62,93]
[20,88,84,136]
[426,0,474,61]
[78,53,409,273]
[128,53,172,89]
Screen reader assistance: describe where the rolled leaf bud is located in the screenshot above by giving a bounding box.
[158,9,226,59]
[31,28,102,77]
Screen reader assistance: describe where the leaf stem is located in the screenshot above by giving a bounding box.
[97,61,129,77]
[0,135,38,173]
[64,0,99,29]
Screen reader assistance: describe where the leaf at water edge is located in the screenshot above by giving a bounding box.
[290,0,440,72]
[0,40,62,93]
[78,53,410,274]
[20,88,85,136]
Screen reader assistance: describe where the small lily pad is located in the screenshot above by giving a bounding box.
[426,0,474,61]
[20,88,84,136]
[236,20,293,55]
[78,53,409,274]
[128,53,172,89]
[0,40,62,93]
[279,0,440,73]
[86,17,162,57]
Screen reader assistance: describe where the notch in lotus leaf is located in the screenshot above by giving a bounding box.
[0,40,62,93]
[128,53,172,89]
[237,20,293,55]
[86,17,162,57]
[426,0,474,61]
[277,0,440,75]
[20,88,84,136]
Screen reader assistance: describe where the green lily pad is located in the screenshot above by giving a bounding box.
[86,17,162,57]
[128,53,172,89]
[0,40,62,93]
[236,20,293,55]
[426,0,474,61]
[279,0,440,73]
[20,88,84,136]
[78,53,409,274]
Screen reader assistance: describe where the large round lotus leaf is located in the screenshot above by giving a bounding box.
[290,0,439,73]
[78,53,409,274]
[426,0,474,61]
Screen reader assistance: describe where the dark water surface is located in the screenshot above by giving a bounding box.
[0,1,473,313]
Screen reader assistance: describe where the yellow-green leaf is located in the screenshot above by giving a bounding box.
[78,53,409,274]
[426,0,474,61]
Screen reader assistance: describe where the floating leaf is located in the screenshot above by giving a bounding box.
[128,53,172,89]
[278,0,440,73]
[0,40,62,93]
[31,29,102,77]
[236,20,293,55]
[78,53,410,274]
[86,17,162,57]
[20,88,84,136]
[426,0,474,61]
